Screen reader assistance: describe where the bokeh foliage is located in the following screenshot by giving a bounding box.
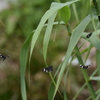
[1,0,100,100]
[0,0,57,100]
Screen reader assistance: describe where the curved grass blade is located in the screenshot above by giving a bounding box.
[89,37,100,50]
[30,0,80,59]
[95,93,100,100]
[87,89,100,100]
[43,12,57,64]
[48,79,56,100]
[20,32,33,100]
[48,64,63,100]
[54,64,62,77]
[96,50,100,88]
[64,90,67,100]
[49,73,63,100]
[63,57,74,100]
[43,6,66,100]
[53,15,92,99]
[90,67,99,77]
[82,29,100,38]
[73,83,86,100]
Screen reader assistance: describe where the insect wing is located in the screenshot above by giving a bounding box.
[48,66,53,72]
[42,67,49,73]
[83,66,88,69]
[0,54,10,61]
[0,54,3,57]
[86,32,92,38]
[80,65,91,69]
[42,65,53,73]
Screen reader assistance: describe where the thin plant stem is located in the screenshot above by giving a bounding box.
[92,0,100,22]
[49,73,63,99]
[84,44,93,63]
[75,45,96,100]
[73,83,87,100]
[72,3,79,23]
[66,23,96,99]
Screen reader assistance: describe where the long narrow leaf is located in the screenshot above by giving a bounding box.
[87,89,100,100]
[90,76,100,81]
[54,15,92,99]
[48,79,56,100]
[96,50,100,88]
[30,0,79,59]
[20,32,33,100]
[43,12,57,64]
[95,93,100,100]
[73,83,86,100]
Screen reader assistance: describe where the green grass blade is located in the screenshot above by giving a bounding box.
[53,15,92,99]
[73,83,86,100]
[43,9,61,100]
[64,90,67,100]
[49,73,63,100]
[95,93,100,100]
[63,68,69,100]
[54,64,62,77]
[20,32,33,100]
[90,67,99,77]
[87,89,100,100]
[43,12,57,64]
[96,50,100,88]
[90,76,100,81]
[72,3,79,23]
[48,79,56,100]
[30,0,80,58]
[82,29,100,38]
[75,45,96,99]
[89,37,100,50]
[85,44,93,62]
[63,58,73,100]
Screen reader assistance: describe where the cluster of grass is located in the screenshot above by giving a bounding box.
[0,0,56,100]
[20,0,100,100]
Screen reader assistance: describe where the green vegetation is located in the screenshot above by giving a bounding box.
[20,0,100,100]
[1,0,100,100]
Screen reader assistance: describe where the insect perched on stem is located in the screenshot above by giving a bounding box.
[42,65,53,73]
[79,64,91,69]
[86,32,92,38]
[0,54,10,61]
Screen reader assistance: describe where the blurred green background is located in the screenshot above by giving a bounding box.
[0,0,97,100]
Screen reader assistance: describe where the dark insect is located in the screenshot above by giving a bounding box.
[79,64,91,69]
[98,15,100,22]
[42,65,53,73]
[0,54,10,61]
[86,32,92,38]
